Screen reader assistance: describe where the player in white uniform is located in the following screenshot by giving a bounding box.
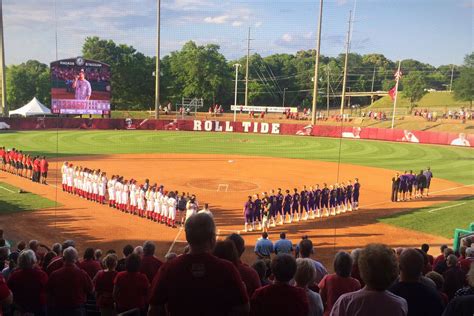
[154,189,162,222]
[122,180,129,212]
[161,192,169,224]
[185,195,198,223]
[145,188,153,219]
[99,173,107,204]
[115,179,122,210]
[92,171,99,202]
[66,164,74,193]
[138,186,145,217]
[61,162,68,191]
[167,192,177,227]
[108,176,116,207]
[129,180,137,214]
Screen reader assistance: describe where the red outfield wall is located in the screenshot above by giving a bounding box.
[1,117,473,148]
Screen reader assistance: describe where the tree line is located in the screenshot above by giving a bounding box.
[5,36,473,110]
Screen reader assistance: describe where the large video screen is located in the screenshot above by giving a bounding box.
[51,57,111,115]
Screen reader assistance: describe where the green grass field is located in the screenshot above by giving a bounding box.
[370,91,469,109]
[0,182,58,214]
[378,196,474,238]
[0,130,473,184]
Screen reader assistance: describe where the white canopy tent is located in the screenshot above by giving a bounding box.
[9,97,52,117]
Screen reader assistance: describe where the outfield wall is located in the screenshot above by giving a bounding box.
[1,117,473,148]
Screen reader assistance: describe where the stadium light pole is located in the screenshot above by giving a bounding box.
[233,64,241,122]
[154,0,161,119]
[311,0,323,125]
[0,0,6,117]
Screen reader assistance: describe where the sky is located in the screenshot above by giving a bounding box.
[3,0,473,67]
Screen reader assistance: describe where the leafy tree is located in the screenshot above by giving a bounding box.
[6,60,50,109]
[401,71,427,111]
[453,53,474,108]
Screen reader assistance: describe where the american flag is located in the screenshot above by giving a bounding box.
[394,70,403,81]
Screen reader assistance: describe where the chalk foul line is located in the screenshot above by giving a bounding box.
[166,227,183,256]
[427,202,467,213]
[0,185,16,193]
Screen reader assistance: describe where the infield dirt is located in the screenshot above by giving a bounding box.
[0,153,471,267]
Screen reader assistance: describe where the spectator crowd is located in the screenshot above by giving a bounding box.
[0,216,473,316]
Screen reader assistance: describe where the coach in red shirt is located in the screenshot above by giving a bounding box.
[227,233,262,297]
[7,249,48,315]
[46,247,93,315]
[251,254,309,316]
[149,213,249,316]
[78,247,102,280]
[113,253,149,313]
[40,156,49,184]
[139,241,163,283]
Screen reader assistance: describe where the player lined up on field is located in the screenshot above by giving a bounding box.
[60,161,203,228]
[243,179,361,232]
[0,147,49,185]
[391,168,433,202]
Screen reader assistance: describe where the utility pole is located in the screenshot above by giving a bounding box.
[0,0,6,117]
[391,61,402,129]
[233,64,241,122]
[326,66,330,117]
[311,0,324,125]
[154,0,161,119]
[370,65,376,104]
[449,64,454,92]
[282,88,287,107]
[244,27,251,107]
[339,10,352,115]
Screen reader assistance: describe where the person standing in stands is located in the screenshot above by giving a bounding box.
[148,213,249,315]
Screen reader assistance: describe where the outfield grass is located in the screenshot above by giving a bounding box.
[370,91,468,109]
[378,196,474,238]
[0,130,473,185]
[0,182,59,214]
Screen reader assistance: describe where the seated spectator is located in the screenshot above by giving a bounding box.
[41,251,56,272]
[295,258,324,316]
[390,248,444,316]
[164,252,177,262]
[459,247,474,274]
[299,239,328,284]
[2,252,19,281]
[11,241,26,257]
[331,244,407,316]
[93,254,118,316]
[133,246,143,256]
[350,248,365,287]
[45,240,75,275]
[51,243,62,256]
[433,245,448,268]
[254,232,273,259]
[46,247,93,315]
[116,244,134,272]
[149,213,249,316]
[434,247,454,275]
[319,251,361,316]
[7,250,48,315]
[95,249,103,263]
[425,271,449,305]
[0,274,12,312]
[78,247,102,280]
[227,233,262,297]
[113,253,149,314]
[418,248,432,275]
[251,260,270,287]
[274,232,293,255]
[443,254,467,300]
[455,264,474,297]
[139,241,163,283]
[251,254,309,316]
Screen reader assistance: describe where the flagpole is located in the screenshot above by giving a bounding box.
[391,60,401,129]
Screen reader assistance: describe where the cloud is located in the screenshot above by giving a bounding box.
[281,33,293,43]
[255,21,263,28]
[204,15,230,24]
[232,21,243,27]
[336,0,348,6]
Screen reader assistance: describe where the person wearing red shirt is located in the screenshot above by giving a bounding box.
[78,247,102,280]
[139,241,163,283]
[93,254,118,316]
[16,151,23,177]
[40,156,49,185]
[421,244,434,266]
[32,156,41,183]
[0,147,5,171]
[433,244,448,268]
[251,254,309,316]
[0,274,12,316]
[149,213,249,316]
[46,247,93,315]
[227,233,262,297]
[318,251,361,316]
[113,253,149,314]
[459,247,474,274]
[7,250,48,315]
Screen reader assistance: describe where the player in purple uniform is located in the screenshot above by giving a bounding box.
[423,167,433,197]
[300,186,309,221]
[291,188,300,222]
[314,184,322,218]
[269,189,277,227]
[407,170,416,200]
[283,190,292,224]
[243,195,254,232]
[399,171,409,201]
[254,194,262,231]
[353,178,361,210]
[307,186,315,219]
[346,181,353,211]
[276,188,284,225]
[321,184,330,217]
[329,185,337,216]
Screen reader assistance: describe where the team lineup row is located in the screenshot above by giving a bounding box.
[243,180,361,232]
[0,147,50,184]
[60,162,203,228]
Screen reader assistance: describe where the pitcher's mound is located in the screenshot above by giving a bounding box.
[187,178,259,192]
